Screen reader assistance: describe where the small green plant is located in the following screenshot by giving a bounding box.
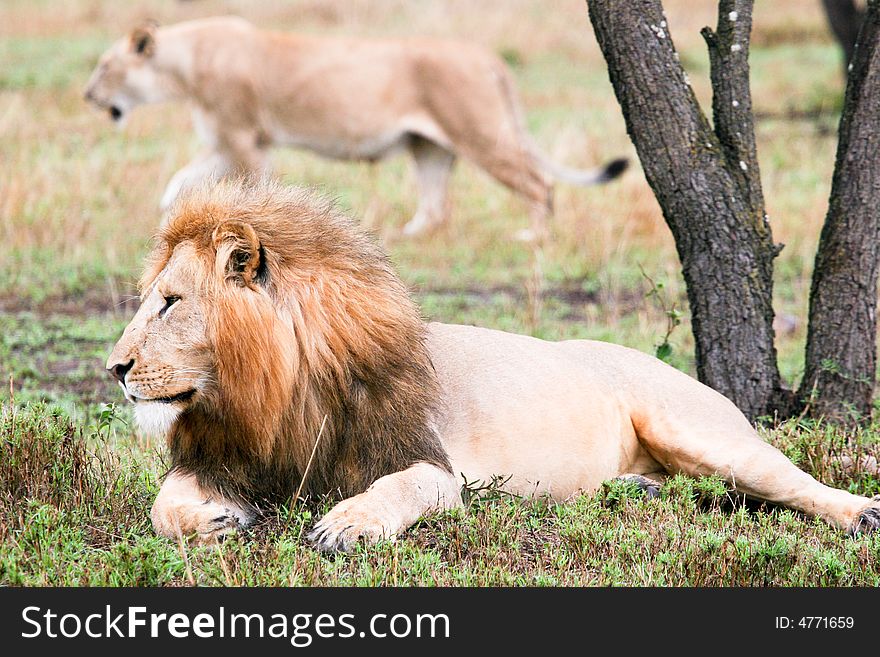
[598,477,652,509]
[93,402,126,440]
[459,473,519,507]
[639,265,683,363]
[693,474,731,506]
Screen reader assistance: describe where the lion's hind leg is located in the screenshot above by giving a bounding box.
[631,396,880,534]
[463,142,552,244]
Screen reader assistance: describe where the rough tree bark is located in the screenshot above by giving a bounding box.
[801,2,880,422]
[587,0,794,421]
[587,0,880,424]
[822,0,865,70]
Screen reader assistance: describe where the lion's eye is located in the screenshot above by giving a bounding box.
[159,295,180,318]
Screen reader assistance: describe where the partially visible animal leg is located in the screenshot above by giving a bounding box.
[613,472,667,499]
[632,404,880,534]
[402,136,456,236]
[308,462,462,552]
[223,128,270,177]
[160,126,271,217]
[151,470,255,544]
[160,150,234,213]
[361,162,382,231]
[421,58,553,240]
[465,141,552,244]
[519,194,553,246]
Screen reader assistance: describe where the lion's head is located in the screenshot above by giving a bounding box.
[107,180,450,505]
[84,22,171,124]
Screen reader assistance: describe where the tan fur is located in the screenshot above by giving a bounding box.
[108,181,450,546]
[108,181,880,550]
[84,16,627,238]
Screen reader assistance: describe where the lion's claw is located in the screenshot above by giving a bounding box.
[308,500,395,552]
[851,506,880,536]
[194,513,241,544]
[153,499,245,545]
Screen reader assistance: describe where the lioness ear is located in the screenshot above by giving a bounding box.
[130,22,157,57]
[212,220,267,288]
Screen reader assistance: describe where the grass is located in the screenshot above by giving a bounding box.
[1,0,879,586]
[2,402,879,586]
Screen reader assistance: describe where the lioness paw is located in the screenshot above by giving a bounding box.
[307,499,396,552]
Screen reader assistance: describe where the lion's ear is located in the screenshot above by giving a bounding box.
[130,22,157,57]
[212,220,266,288]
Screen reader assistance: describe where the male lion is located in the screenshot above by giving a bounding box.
[105,180,880,550]
[83,16,627,237]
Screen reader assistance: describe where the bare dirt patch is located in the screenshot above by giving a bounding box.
[414,282,647,322]
[0,289,140,316]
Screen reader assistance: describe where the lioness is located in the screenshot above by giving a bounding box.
[84,16,627,236]
[106,180,879,551]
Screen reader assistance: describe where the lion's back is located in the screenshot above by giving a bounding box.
[426,321,752,440]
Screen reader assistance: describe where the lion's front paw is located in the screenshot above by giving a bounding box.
[152,499,244,545]
[193,507,242,545]
[307,496,397,553]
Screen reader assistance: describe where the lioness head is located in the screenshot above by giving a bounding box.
[84,22,168,124]
[107,180,449,503]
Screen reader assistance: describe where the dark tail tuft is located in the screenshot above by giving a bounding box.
[601,157,629,182]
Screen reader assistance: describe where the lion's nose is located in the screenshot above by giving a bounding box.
[108,359,134,384]
[84,88,94,102]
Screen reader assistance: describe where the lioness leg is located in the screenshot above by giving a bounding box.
[308,462,462,552]
[160,126,269,212]
[465,141,552,243]
[423,65,552,240]
[402,136,456,236]
[633,409,880,533]
[160,150,234,211]
[151,470,255,544]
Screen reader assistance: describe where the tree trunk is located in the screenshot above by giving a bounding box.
[821,0,865,71]
[586,0,794,421]
[801,0,880,422]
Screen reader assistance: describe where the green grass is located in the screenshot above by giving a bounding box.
[2,0,879,586]
[0,34,108,91]
[2,403,879,586]
[0,312,127,421]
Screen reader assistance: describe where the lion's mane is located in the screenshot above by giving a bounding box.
[140,180,451,505]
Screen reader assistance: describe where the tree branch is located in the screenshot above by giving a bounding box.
[701,0,766,225]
